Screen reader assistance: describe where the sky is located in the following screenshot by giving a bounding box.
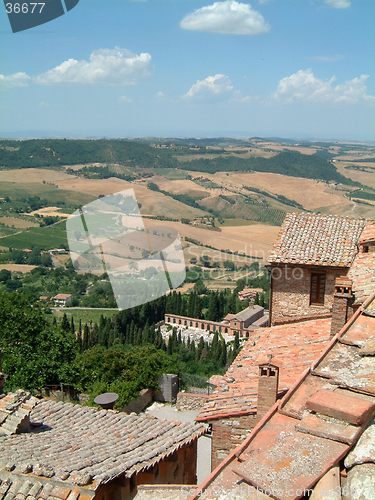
[0,0,374,141]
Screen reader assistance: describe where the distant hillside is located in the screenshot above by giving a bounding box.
[0,139,360,186]
[0,139,178,169]
[178,151,358,186]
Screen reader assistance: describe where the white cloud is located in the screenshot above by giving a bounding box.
[273,69,374,104]
[156,91,167,101]
[182,74,234,99]
[324,0,351,8]
[34,48,152,86]
[180,1,270,35]
[306,55,345,62]
[119,95,132,103]
[0,72,30,90]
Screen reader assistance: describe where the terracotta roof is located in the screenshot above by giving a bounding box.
[0,400,206,492]
[189,291,375,500]
[348,220,375,304]
[268,213,366,267]
[0,390,39,436]
[0,473,94,500]
[53,294,72,300]
[196,317,331,421]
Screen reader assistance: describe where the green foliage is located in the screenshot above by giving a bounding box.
[0,139,179,170]
[178,151,358,185]
[0,221,68,250]
[147,182,160,191]
[0,292,78,392]
[349,189,375,202]
[75,345,179,409]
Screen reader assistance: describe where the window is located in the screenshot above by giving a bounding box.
[310,273,326,305]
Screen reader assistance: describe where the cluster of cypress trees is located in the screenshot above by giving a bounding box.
[59,289,244,375]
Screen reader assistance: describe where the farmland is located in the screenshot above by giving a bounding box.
[0,136,374,259]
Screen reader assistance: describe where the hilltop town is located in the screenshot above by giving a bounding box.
[0,137,375,499]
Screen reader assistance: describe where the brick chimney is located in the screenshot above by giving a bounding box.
[0,349,6,395]
[257,357,280,421]
[330,276,354,338]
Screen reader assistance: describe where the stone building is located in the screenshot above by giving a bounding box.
[165,305,269,339]
[188,261,375,499]
[268,213,366,325]
[0,392,206,500]
[195,318,331,470]
[195,217,375,473]
[187,220,375,500]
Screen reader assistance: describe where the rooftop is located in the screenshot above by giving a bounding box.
[232,305,264,323]
[268,213,366,268]
[348,220,375,305]
[0,399,206,494]
[189,291,375,500]
[196,317,331,422]
[53,294,72,300]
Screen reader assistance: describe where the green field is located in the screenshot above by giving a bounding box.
[0,220,68,249]
[0,182,95,206]
[153,168,189,180]
[53,308,118,324]
[219,219,257,227]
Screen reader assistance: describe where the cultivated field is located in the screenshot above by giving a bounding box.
[0,216,38,228]
[0,264,36,273]
[142,218,280,262]
[335,162,375,190]
[0,168,72,183]
[29,207,73,218]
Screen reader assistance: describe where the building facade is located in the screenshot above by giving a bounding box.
[268,213,366,325]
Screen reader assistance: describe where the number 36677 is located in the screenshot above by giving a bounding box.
[5,3,45,14]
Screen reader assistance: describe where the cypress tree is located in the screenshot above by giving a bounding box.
[83,323,89,351]
[61,313,70,332]
[70,316,75,335]
[219,341,227,367]
[167,336,173,355]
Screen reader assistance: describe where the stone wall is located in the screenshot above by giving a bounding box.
[270,265,346,325]
[211,413,257,470]
[121,388,153,414]
[137,440,198,486]
[176,392,208,411]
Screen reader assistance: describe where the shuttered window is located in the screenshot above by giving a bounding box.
[310,273,326,305]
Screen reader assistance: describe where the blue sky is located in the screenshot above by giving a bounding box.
[1,0,374,140]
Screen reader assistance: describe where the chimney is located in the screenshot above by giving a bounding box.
[0,349,7,395]
[330,277,354,338]
[257,357,280,421]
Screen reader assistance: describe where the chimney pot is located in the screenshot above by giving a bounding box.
[330,276,354,338]
[257,361,280,421]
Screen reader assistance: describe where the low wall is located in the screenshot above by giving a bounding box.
[176,392,208,411]
[121,388,153,414]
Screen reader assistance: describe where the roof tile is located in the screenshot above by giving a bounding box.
[197,318,331,421]
[268,213,366,267]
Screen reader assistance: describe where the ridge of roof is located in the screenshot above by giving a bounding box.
[196,317,331,422]
[189,291,375,500]
[268,212,367,268]
[0,399,206,492]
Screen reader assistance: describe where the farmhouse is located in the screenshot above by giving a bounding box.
[268,213,366,325]
[188,219,375,499]
[0,387,206,500]
[52,293,72,307]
